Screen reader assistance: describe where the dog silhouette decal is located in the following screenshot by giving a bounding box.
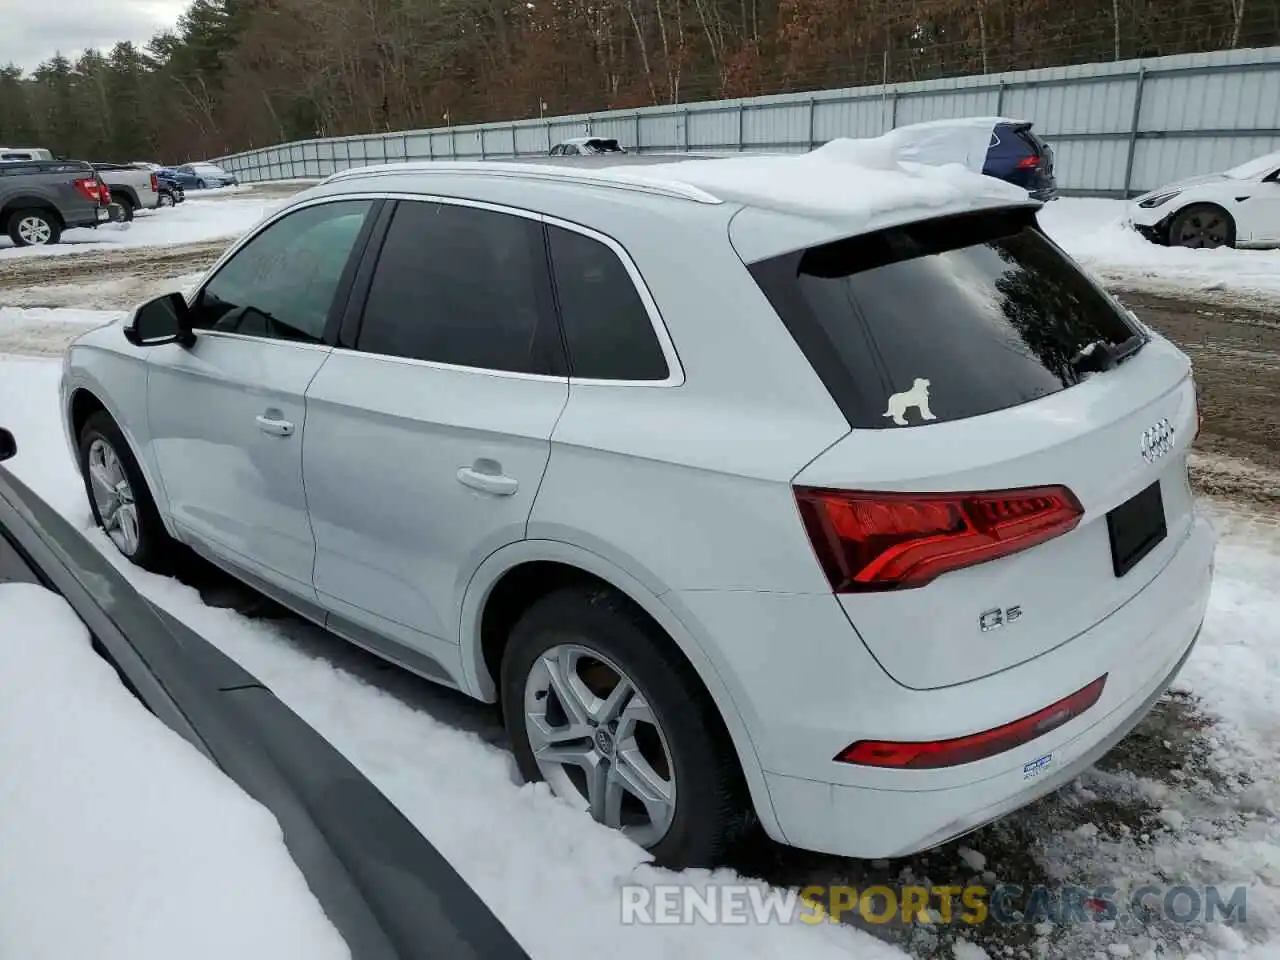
[882,378,937,426]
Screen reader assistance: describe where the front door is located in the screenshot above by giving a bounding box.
[146,198,376,597]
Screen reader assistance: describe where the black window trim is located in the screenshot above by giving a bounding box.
[184,194,384,349]
[330,191,686,387]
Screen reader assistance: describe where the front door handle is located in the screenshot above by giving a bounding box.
[255,414,295,437]
[457,465,518,496]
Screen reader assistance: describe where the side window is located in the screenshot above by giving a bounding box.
[193,200,373,342]
[546,225,669,381]
[355,201,560,374]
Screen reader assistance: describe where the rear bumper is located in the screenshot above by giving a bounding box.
[676,513,1215,858]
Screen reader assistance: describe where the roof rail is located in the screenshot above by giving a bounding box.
[323,160,723,205]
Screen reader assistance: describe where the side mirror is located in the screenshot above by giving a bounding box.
[125,292,194,348]
[0,428,16,463]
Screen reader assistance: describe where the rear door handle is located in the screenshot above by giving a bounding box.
[255,414,295,437]
[457,466,518,496]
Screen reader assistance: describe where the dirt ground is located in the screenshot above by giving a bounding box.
[1120,290,1280,501]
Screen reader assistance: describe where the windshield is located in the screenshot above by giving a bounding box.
[1225,151,1280,180]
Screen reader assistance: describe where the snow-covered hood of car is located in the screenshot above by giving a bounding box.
[1137,172,1226,198]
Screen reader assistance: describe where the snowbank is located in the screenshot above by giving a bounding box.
[0,191,288,258]
[1039,199,1280,303]
[0,307,125,356]
[0,580,350,960]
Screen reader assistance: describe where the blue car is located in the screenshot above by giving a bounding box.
[985,120,1057,201]
[167,162,238,190]
[153,168,186,205]
[887,117,1059,201]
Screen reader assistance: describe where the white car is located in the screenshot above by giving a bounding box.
[59,146,1214,867]
[1128,150,1280,248]
[549,136,627,156]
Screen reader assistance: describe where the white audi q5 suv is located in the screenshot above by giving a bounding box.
[60,142,1215,867]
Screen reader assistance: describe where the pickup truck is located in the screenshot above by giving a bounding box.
[0,159,111,247]
[91,162,161,221]
[0,146,55,161]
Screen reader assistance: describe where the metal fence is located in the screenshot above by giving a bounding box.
[216,46,1280,197]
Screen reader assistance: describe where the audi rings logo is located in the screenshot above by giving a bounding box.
[1141,418,1175,463]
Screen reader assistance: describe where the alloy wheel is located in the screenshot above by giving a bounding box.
[87,438,141,556]
[523,644,677,847]
[17,216,52,245]
[1174,210,1229,249]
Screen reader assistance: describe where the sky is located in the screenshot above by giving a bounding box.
[1,0,189,73]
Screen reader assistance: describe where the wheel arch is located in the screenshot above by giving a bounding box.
[66,380,178,540]
[1,197,64,228]
[108,184,141,207]
[458,539,785,841]
[1167,199,1237,246]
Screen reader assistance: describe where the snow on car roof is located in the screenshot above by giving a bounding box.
[328,136,1032,236]
[605,136,1030,216]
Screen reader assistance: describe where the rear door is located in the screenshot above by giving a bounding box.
[748,207,1197,690]
[303,198,568,653]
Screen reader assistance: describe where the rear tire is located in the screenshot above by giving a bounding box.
[501,586,746,868]
[1169,204,1235,249]
[116,196,135,222]
[7,208,61,247]
[196,179,206,190]
[78,411,175,573]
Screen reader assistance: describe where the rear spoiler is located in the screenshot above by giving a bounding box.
[0,461,530,960]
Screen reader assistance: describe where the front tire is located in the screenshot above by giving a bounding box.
[196,179,206,190]
[501,586,745,867]
[1169,204,1235,249]
[78,411,174,573]
[7,208,61,247]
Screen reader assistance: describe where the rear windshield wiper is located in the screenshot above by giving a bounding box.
[1068,333,1145,377]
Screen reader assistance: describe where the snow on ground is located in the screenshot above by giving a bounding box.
[0,189,287,258]
[3,349,1280,959]
[0,307,125,355]
[1039,199,1280,305]
[0,579,351,960]
[0,272,206,310]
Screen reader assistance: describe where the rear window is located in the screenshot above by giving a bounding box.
[748,208,1142,429]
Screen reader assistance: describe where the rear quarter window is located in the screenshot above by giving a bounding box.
[748,208,1141,429]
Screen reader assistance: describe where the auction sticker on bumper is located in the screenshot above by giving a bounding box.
[1023,753,1053,779]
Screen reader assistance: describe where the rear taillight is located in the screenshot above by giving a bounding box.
[73,177,102,203]
[150,173,159,192]
[1016,154,1040,170]
[794,485,1083,592]
[836,674,1107,769]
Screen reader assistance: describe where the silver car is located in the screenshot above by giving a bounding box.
[60,154,1213,868]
